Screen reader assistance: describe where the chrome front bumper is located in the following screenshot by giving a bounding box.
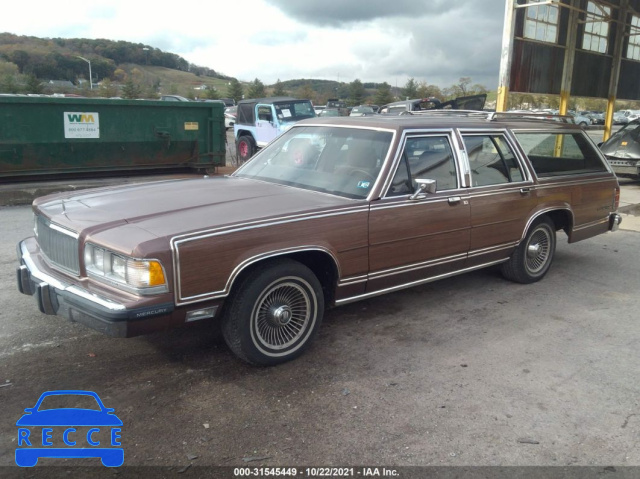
[16,238,174,337]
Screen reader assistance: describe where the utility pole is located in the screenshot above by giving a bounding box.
[76,56,92,90]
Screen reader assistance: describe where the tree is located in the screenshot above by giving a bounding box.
[23,74,43,94]
[227,78,243,102]
[296,82,315,102]
[98,78,119,98]
[113,68,127,82]
[121,78,142,99]
[374,82,394,105]
[247,78,266,99]
[272,79,286,96]
[453,77,472,97]
[10,50,30,74]
[417,81,443,100]
[204,87,220,100]
[0,74,21,93]
[348,79,366,106]
[401,78,418,99]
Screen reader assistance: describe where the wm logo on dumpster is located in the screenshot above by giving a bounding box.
[67,113,96,124]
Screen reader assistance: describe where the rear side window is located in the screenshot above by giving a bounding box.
[463,135,525,186]
[515,132,607,177]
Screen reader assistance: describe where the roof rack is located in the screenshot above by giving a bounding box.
[385,110,576,124]
[488,112,574,123]
[405,110,491,119]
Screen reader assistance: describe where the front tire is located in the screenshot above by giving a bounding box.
[501,216,556,284]
[222,259,324,366]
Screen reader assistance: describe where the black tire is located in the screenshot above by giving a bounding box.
[500,216,556,284]
[236,135,256,164]
[222,259,324,366]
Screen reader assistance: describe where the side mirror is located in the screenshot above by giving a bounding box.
[410,179,437,200]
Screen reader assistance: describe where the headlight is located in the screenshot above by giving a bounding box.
[84,244,167,293]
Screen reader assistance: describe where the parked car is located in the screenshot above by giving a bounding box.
[160,95,190,102]
[621,109,640,122]
[614,111,630,125]
[16,113,622,366]
[224,106,237,129]
[349,106,376,117]
[220,98,236,107]
[325,99,350,116]
[600,119,640,178]
[566,111,591,127]
[317,108,341,117]
[233,97,316,162]
[380,94,486,115]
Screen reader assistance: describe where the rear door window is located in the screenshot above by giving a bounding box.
[463,134,525,186]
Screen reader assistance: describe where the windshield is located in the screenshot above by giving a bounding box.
[234,126,394,199]
[274,101,316,123]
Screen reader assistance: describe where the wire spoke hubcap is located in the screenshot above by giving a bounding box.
[526,228,551,274]
[254,281,312,351]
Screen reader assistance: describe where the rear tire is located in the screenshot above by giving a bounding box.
[222,259,324,366]
[501,216,556,284]
[236,135,256,164]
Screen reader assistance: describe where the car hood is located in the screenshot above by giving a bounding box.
[600,121,640,159]
[16,409,123,427]
[34,176,359,240]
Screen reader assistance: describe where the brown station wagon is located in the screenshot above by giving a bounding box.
[17,113,623,365]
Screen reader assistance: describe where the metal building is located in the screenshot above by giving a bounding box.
[497,0,640,139]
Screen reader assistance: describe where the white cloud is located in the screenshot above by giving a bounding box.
[0,0,505,88]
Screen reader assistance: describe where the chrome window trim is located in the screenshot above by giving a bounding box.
[232,123,398,203]
[535,177,617,188]
[457,128,535,185]
[510,129,614,176]
[380,129,460,198]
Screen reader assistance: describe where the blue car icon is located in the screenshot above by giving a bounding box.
[16,390,123,467]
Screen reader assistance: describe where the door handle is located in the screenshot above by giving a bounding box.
[448,196,462,205]
[520,188,531,195]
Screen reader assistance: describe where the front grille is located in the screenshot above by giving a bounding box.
[35,216,80,275]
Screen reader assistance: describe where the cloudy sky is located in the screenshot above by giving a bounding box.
[0,0,506,88]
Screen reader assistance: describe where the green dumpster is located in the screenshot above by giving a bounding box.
[0,96,226,178]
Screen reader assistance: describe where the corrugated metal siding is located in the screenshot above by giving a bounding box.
[511,40,565,94]
[571,51,612,98]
